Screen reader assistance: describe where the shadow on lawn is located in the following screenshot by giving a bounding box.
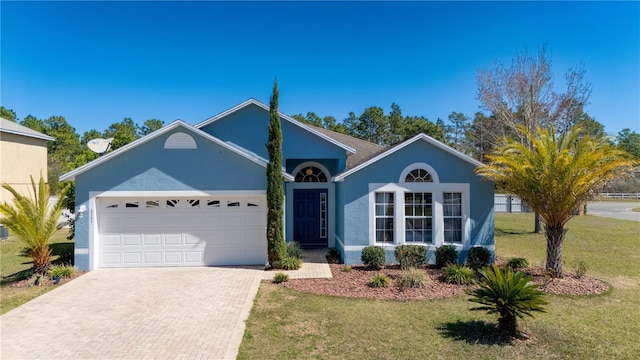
[1,243,74,285]
[438,320,513,345]
[50,242,74,265]
[0,266,34,285]
[495,227,535,235]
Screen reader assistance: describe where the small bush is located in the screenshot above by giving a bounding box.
[506,257,530,271]
[273,272,289,284]
[435,245,458,268]
[468,265,547,336]
[274,257,302,270]
[441,264,475,285]
[327,248,342,264]
[29,274,46,286]
[398,268,428,289]
[48,264,76,279]
[286,242,303,259]
[361,246,386,270]
[342,265,352,273]
[573,260,588,279]
[466,247,492,271]
[394,245,426,270]
[368,273,390,288]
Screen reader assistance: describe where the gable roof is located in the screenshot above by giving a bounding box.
[60,120,294,181]
[334,133,484,181]
[195,98,356,154]
[0,117,54,141]
[307,125,386,170]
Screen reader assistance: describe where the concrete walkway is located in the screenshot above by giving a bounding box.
[261,248,333,280]
[0,249,331,360]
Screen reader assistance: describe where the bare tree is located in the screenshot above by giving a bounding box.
[477,45,592,232]
[477,45,591,141]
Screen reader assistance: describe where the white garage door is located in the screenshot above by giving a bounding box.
[97,196,267,268]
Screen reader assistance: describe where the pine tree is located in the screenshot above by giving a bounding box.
[266,81,286,265]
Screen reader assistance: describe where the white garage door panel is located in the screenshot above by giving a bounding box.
[97,196,267,268]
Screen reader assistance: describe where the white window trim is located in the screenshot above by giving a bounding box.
[399,162,440,183]
[291,161,331,182]
[368,182,470,250]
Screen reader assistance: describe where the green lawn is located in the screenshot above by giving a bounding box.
[0,229,74,314]
[238,214,640,359]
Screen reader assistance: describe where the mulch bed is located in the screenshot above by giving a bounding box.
[8,272,85,288]
[280,261,610,301]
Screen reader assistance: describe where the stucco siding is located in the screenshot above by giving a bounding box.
[199,104,348,171]
[0,132,49,204]
[338,139,494,265]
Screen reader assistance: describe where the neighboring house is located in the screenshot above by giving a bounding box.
[0,117,54,205]
[61,99,494,270]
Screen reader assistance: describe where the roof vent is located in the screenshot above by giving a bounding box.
[164,132,197,149]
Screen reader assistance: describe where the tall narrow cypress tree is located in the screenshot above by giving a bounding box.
[266,81,286,265]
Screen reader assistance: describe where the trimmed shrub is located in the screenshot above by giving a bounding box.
[466,247,492,271]
[274,257,301,270]
[398,268,428,289]
[435,245,458,268]
[48,264,76,279]
[368,273,390,288]
[286,241,303,259]
[441,264,475,285]
[394,245,426,270]
[506,257,530,271]
[361,246,386,270]
[273,272,289,284]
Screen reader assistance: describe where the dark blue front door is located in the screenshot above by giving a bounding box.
[294,189,328,247]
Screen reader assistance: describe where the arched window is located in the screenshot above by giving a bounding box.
[404,168,433,182]
[295,166,327,182]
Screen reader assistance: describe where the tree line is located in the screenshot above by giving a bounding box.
[2,46,639,196]
[1,108,163,194]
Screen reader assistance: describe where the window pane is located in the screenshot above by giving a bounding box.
[415,205,423,216]
[405,205,413,216]
[405,231,414,242]
[424,206,433,217]
[404,193,413,204]
[405,218,414,229]
[424,230,433,243]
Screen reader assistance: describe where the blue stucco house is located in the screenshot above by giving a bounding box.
[61,99,494,270]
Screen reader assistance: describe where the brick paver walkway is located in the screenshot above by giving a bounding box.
[1,249,331,359]
[261,248,333,280]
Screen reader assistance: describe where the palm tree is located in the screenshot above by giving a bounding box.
[468,265,547,336]
[0,175,69,274]
[476,125,636,277]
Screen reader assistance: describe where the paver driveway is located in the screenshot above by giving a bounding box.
[0,267,263,359]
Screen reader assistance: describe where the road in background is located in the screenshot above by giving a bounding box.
[587,201,640,222]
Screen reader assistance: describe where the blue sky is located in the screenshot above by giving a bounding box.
[1,1,638,137]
